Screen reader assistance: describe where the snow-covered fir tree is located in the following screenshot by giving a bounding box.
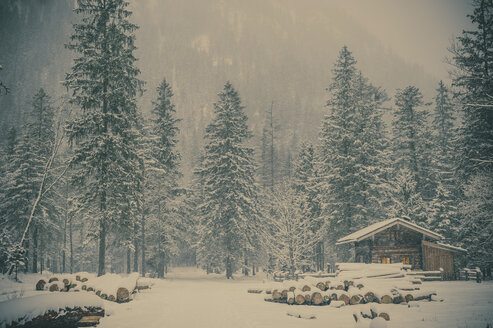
[260,101,278,190]
[429,181,458,241]
[0,89,59,273]
[450,0,493,177]
[450,0,493,274]
[318,46,391,249]
[390,168,429,225]
[145,78,182,278]
[391,86,435,225]
[459,173,493,271]
[293,142,324,270]
[197,82,259,279]
[429,81,459,238]
[64,0,144,276]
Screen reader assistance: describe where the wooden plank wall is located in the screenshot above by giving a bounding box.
[371,245,421,268]
[422,240,455,279]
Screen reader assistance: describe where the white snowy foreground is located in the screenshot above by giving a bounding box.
[100,267,493,328]
[1,267,492,328]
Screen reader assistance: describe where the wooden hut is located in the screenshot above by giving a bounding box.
[336,217,466,279]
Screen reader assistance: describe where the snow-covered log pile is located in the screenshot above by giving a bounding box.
[34,272,152,303]
[259,264,437,307]
[0,293,104,328]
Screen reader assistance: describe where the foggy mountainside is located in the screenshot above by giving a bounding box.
[0,0,492,327]
[0,0,438,183]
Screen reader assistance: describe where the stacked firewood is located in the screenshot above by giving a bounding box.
[258,277,436,307]
[35,273,151,303]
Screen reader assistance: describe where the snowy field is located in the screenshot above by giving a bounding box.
[1,267,492,328]
[99,267,493,328]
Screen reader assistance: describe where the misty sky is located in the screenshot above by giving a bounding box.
[336,0,473,79]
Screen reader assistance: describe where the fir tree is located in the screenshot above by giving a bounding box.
[0,89,58,273]
[147,78,181,278]
[392,85,435,222]
[390,168,428,224]
[459,172,493,272]
[429,81,458,237]
[450,0,493,275]
[450,0,493,176]
[197,82,258,279]
[318,46,391,249]
[64,0,144,276]
[260,101,278,190]
[293,142,323,270]
[429,181,458,240]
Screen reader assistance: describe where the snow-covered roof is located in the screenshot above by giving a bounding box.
[435,242,467,253]
[336,217,444,245]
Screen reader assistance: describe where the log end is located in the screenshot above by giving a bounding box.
[117,287,130,303]
[36,279,46,291]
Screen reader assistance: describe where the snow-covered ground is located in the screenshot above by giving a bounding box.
[1,267,492,328]
[99,267,493,328]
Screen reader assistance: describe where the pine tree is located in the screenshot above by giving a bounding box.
[5,126,17,157]
[391,86,435,225]
[450,0,493,176]
[260,101,278,190]
[318,46,391,249]
[293,142,323,270]
[429,181,458,240]
[459,173,493,272]
[429,81,458,238]
[0,89,58,273]
[390,168,428,224]
[64,0,144,276]
[146,78,181,278]
[197,82,258,279]
[450,0,493,274]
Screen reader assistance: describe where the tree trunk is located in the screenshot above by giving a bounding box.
[244,255,249,276]
[133,223,139,272]
[32,226,38,273]
[40,237,44,274]
[126,248,131,274]
[157,248,165,279]
[62,182,68,273]
[140,213,145,277]
[62,227,66,273]
[97,220,106,276]
[52,256,58,274]
[69,217,73,274]
[24,237,30,273]
[226,256,233,279]
[252,264,255,276]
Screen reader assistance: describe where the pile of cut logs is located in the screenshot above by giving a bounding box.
[258,277,436,310]
[35,273,151,303]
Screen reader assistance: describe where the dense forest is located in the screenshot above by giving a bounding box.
[0,0,491,280]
